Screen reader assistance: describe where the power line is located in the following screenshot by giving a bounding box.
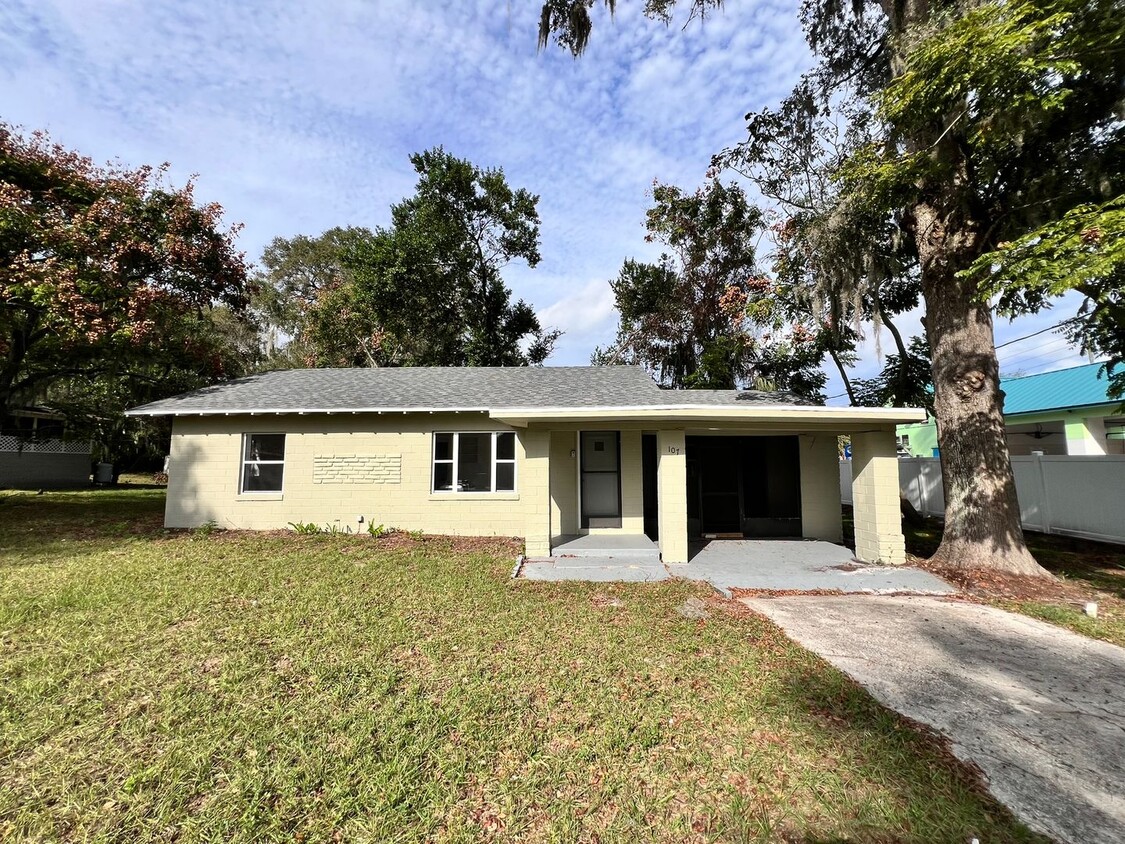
[998,338,1076,368]
[994,319,1071,350]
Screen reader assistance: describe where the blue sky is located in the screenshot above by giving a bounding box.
[1,0,1089,401]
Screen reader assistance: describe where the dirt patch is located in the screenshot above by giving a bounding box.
[198,529,523,556]
[729,587,849,599]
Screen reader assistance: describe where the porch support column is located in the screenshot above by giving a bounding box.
[657,429,689,564]
[799,434,843,542]
[522,428,552,557]
[850,430,906,565]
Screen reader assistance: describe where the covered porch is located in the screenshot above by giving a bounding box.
[502,404,924,566]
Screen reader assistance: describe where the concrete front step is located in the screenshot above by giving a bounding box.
[550,534,660,561]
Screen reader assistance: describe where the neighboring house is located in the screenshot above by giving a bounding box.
[898,362,1125,457]
[0,407,92,488]
[126,367,924,565]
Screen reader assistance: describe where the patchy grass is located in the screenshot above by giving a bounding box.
[0,490,1045,843]
[844,507,1125,648]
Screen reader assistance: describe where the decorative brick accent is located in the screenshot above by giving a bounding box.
[313,454,401,485]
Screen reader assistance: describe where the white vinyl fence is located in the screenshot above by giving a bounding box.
[841,455,1125,546]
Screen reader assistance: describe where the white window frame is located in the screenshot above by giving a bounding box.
[432,431,517,494]
[240,433,286,494]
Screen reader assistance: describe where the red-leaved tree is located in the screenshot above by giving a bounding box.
[0,124,250,420]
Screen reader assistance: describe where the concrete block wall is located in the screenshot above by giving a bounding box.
[657,429,689,564]
[166,414,531,538]
[799,434,843,542]
[549,430,578,538]
[850,430,906,564]
[521,429,551,557]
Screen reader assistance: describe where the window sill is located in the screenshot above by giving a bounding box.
[237,493,284,502]
[428,492,520,501]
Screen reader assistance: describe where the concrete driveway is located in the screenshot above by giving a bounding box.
[744,595,1125,844]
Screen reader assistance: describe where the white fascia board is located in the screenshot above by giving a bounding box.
[487,405,929,425]
[123,406,491,418]
[124,403,928,425]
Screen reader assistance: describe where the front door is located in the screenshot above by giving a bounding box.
[580,431,621,529]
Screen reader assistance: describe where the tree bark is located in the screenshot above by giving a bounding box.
[828,345,858,405]
[919,248,1049,576]
[876,300,912,403]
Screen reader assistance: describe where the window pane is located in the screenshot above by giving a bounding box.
[433,462,453,491]
[495,462,515,491]
[582,473,620,517]
[434,432,453,461]
[456,433,492,491]
[581,432,617,472]
[243,462,284,492]
[496,432,515,460]
[247,433,285,462]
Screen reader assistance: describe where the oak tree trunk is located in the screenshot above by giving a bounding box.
[920,258,1050,576]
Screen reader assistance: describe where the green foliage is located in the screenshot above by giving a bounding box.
[537,1,722,55]
[299,148,559,368]
[853,337,934,412]
[191,520,219,539]
[843,0,1125,318]
[366,522,388,538]
[251,226,372,367]
[288,521,322,535]
[971,198,1125,398]
[0,125,251,417]
[596,179,825,398]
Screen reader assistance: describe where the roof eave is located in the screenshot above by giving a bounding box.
[124,406,492,418]
[488,405,928,426]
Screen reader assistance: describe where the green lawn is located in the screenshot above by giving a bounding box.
[1,490,1043,843]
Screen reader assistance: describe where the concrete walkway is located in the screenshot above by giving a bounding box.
[521,539,953,596]
[743,595,1125,844]
[679,539,953,597]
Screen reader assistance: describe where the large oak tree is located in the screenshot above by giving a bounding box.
[537,0,1123,575]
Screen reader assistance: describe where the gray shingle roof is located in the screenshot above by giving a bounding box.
[126,367,815,416]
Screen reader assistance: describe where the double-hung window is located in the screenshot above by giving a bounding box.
[433,432,516,493]
[241,433,285,493]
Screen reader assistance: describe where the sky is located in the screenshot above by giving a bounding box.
[1,0,1092,402]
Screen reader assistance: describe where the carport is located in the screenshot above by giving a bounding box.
[492,399,927,566]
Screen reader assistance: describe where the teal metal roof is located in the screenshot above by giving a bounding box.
[1002,363,1116,415]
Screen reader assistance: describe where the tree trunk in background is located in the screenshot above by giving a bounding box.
[917,217,1050,575]
[829,346,858,405]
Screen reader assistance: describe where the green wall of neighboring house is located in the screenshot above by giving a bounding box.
[897,402,1125,457]
[897,419,940,457]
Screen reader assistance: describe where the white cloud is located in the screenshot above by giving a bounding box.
[18,0,1090,389]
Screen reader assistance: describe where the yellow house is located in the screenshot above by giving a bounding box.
[126,367,924,565]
